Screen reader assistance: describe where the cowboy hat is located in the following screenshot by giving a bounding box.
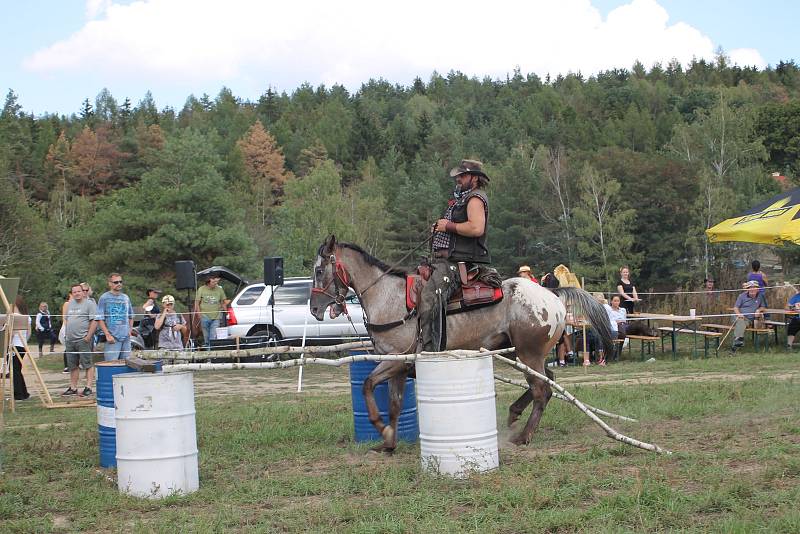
[449,159,490,181]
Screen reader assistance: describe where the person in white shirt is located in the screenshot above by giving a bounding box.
[607,294,628,339]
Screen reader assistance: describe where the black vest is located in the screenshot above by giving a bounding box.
[448,189,490,264]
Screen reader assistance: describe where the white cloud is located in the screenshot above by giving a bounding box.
[23,0,751,94]
[729,48,767,68]
[85,0,111,20]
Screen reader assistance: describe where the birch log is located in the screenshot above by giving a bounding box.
[493,374,638,422]
[490,353,671,455]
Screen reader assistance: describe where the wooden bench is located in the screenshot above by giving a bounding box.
[763,320,784,345]
[657,327,723,358]
[701,323,773,351]
[624,335,660,361]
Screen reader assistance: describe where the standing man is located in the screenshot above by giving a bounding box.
[732,280,768,350]
[421,159,491,352]
[96,272,135,360]
[62,283,98,397]
[194,275,227,349]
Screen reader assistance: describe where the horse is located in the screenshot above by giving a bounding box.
[309,235,614,452]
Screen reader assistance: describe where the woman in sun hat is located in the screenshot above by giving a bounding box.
[517,265,538,284]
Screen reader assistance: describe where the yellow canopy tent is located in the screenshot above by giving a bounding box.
[706,187,800,245]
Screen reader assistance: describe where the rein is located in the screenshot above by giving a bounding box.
[356,235,432,297]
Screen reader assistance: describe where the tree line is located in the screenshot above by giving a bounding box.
[2,54,800,308]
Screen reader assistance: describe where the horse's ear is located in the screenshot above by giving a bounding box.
[322,234,337,254]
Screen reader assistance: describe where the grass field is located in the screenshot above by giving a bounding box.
[2,350,799,533]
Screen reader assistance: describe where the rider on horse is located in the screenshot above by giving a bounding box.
[421,159,491,352]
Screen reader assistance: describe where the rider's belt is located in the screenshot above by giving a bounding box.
[433,249,450,259]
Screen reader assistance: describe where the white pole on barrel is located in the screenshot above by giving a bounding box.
[297,298,310,392]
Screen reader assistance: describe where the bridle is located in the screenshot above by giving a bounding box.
[312,237,432,333]
[311,251,352,315]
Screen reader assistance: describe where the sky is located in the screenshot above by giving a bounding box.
[1,0,797,116]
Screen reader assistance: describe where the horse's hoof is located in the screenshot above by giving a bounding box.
[509,434,529,446]
[368,444,395,455]
[381,428,397,450]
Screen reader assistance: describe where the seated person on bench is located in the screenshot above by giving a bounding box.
[732,280,767,349]
[607,294,628,339]
[556,306,577,366]
[786,285,800,349]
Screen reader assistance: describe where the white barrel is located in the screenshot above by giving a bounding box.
[113,372,199,498]
[416,355,499,478]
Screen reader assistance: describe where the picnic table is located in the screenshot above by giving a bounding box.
[628,312,721,359]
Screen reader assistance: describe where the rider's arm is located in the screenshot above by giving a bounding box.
[447,197,486,237]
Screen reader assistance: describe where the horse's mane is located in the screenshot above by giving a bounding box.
[337,243,407,278]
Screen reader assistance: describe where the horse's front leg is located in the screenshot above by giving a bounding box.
[383,370,411,452]
[362,361,403,453]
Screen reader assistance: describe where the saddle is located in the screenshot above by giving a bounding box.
[406,261,503,314]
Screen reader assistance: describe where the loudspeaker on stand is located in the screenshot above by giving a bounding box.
[175,260,196,290]
[264,257,284,286]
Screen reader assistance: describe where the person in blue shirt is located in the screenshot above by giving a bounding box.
[96,272,135,360]
[785,285,800,349]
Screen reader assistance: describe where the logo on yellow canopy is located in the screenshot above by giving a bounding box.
[734,198,793,225]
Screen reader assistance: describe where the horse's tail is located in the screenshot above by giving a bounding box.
[552,287,615,356]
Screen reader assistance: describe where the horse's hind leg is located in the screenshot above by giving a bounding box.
[362,361,407,453]
[507,367,554,427]
[511,360,553,446]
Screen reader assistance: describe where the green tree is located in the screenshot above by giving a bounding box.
[0,177,53,301]
[756,101,800,177]
[572,163,639,290]
[668,91,767,278]
[271,160,351,273]
[68,129,257,293]
[0,89,32,193]
[489,146,545,276]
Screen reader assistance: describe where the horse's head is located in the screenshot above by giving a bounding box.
[310,234,351,321]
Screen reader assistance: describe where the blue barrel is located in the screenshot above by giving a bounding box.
[96,360,162,468]
[349,355,419,443]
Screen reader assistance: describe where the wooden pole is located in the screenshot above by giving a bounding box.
[0,285,16,412]
[19,339,54,406]
[138,339,373,361]
[490,352,671,454]
[493,374,638,422]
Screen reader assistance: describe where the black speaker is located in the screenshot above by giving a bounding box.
[175,260,196,290]
[264,257,284,286]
